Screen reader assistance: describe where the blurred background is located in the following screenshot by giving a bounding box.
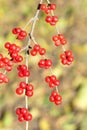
[0,0,87,130]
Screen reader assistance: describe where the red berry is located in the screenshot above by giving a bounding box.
[18,115,24,122]
[24,113,32,121]
[45,76,51,83]
[54,80,60,86]
[5,65,12,71]
[52,91,57,97]
[23,70,30,77]
[50,75,56,82]
[40,4,46,10]
[17,35,24,40]
[50,4,56,10]
[16,87,23,95]
[12,28,21,34]
[49,82,55,88]
[25,90,33,97]
[49,96,55,102]
[4,42,11,49]
[38,59,45,68]
[61,59,67,65]
[3,76,9,83]
[52,35,58,42]
[0,61,4,68]
[55,100,62,105]
[30,50,37,56]
[60,54,66,59]
[55,40,61,46]
[39,48,46,55]
[45,59,52,67]
[45,16,52,23]
[50,21,56,26]
[19,30,27,37]
[52,16,58,22]
[15,55,23,62]
[9,44,16,51]
[19,82,26,89]
[16,108,21,115]
[26,84,34,91]
[58,34,64,40]
[33,44,40,51]
[18,71,24,77]
[45,8,51,14]
[21,108,28,115]
[61,39,67,45]
[65,50,72,57]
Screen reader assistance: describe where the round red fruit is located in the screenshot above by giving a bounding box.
[16,87,23,95]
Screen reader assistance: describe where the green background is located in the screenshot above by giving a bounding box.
[0,0,87,130]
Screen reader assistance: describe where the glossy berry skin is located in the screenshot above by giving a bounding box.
[24,113,32,121]
[45,16,52,23]
[16,88,24,95]
[30,50,37,56]
[34,44,40,51]
[18,115,25,122]
[50,4,56,10]
[19,82,27,89]
[39,48,46,55]
[25,90,33,97]
[12,28,21,34]
[40,4,46,10]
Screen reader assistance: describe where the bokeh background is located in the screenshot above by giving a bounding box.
[0,0,87,130]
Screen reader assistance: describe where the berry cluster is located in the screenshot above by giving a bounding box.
[60,50,74,65]
[40,4,58,26]
[40,3,56,14]
[17,65,30,77]
[16,82,34,97]
[5,42,23,63]
[49,90,62,105]
[38,59,52,69]
[30,44,46,56]
[45,15,58,26]
[52,34,67,46]
[45,75,60,88]
[0,73,9,83]
[0,54,13,71]
[16,107,32,122]
[12,27,27,40]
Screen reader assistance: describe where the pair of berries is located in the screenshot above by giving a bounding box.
[12,27,27,40]
[45,75,60,88]
[30,44,46,56]
[0,54,13,71]
[5,42,23,63]
[49,91,62,105]
[16,82,34,97]
[17,65,30,77]
[60,50,74,65]
[0,73,9,83]
[45,15,58,26]
[16,107,32,122]
[40,3,56,14]
[52,34,67,46]
[38,59,52,69]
